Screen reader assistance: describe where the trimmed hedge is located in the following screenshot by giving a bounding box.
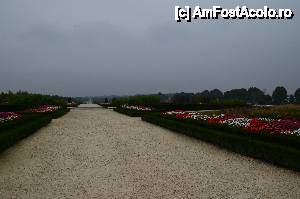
[113,107,149,117]
[114,103,250,117]
[0,108,69,152]
[142,113,300,171]
[0,104,28,112]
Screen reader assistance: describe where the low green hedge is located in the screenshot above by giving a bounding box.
[114,103,250,117]
[0,108,69,152]
[46,107,70,119]
[142,113,300,171]
[113,108,152,117]
[0,104,28,112]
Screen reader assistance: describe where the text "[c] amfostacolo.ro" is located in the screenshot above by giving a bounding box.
[175,6,294,22]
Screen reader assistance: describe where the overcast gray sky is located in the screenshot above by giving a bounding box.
[0,1,299,96]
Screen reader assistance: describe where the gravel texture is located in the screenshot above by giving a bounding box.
[0,105,299,198]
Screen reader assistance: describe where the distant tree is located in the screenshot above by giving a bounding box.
[67,97,72,103]
[209,89,223,101]
[104,98,109,103]
[198,90,210,104]
[261,94,272,105]
[171,93,195,104]
[247,87,262,104]
[0,91,67,108]
[247,87,270,105]
[224,88,248,102]
[272,86,287,104]
[112,97,129,106]
[295,88,300,104]
[127,95,160,106]
[288,95,295,104]
[194,93,201,104]
[158,93,169,103]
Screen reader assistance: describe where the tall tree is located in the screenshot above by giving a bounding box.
[171,93,195,104]
[289,95,295,104]
[272,86,287,104]
[209,89,223,101]
[199,90,210,104]
[295,88,300,104]
[247,87,270,104]
[224,88,248,102]
[247,87,261,103]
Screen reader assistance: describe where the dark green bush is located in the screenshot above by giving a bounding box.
[0,104,28,111]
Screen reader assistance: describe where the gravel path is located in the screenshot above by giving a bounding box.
[0,106,299,198]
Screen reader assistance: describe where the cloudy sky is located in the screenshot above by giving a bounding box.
[0,1,299,96]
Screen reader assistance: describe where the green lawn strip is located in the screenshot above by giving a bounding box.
[141,113,300,171]
[0,108,69,152]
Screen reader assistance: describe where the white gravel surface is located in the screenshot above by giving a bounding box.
[0,106,299,198]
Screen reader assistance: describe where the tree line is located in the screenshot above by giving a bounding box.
[0,91,68,109]
[112,95,160,106]
[110,87,300,106]
[171,86,300,105]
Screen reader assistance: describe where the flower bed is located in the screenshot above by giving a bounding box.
[0,112,21,123]
[164,111,300,136]
[26,105,61,113]
[121,104,153,111]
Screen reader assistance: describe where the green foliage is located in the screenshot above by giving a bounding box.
[209,89,223,101]
[0,108,69,152]
[153,102,248,111]
[209,99,246,106]
[128,95,160,106]
[247,87,272,105]
[195,90,210,104]
[0,91,67,111]
[112,95,160,107]
[186,87,271,105]
[114,108,145,117]
[224,88,248,102]
[171,92,196,104]
[142,113,300,171]
[112,97,129,106]
[289,95,295,104]
[272,86,288,104]
[295,88,300,104]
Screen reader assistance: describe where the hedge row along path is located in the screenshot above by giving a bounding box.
[0,104,299,198]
